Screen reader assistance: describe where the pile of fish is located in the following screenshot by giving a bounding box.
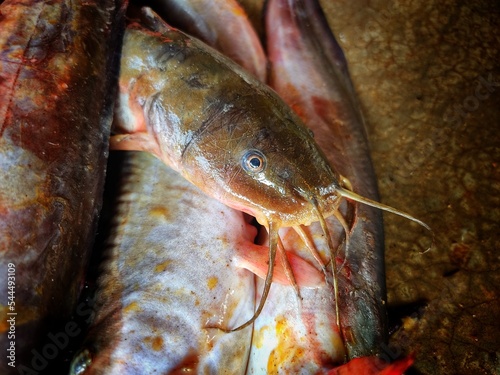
[0,0,429,374]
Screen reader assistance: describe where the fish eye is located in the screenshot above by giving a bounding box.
[69,349,92,375]
[242,150,266,173]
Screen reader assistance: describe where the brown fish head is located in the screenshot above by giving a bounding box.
[179,87,345,229]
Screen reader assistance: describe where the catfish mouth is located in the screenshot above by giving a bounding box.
[214,183,348,334]
[216,178,432,336]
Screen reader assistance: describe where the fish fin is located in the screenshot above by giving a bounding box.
[327,354,414,375]
[234,243,323,287]
[110,133,161,156]
[379,354,415,375]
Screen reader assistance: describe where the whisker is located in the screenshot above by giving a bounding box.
[310,198,341,329]
[336,187,434,252]
[277,236,301,298]
[218,222,279,332]
[333,209,350,267]
[293,225,328,279]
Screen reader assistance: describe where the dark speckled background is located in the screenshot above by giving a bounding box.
[318,1,500,374]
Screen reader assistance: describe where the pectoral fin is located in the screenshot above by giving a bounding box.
[235,243,323,287]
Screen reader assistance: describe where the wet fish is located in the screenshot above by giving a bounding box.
[262,0,430,360]
[146,0,267,80]
[112,7,428,334]
[0,0,126,372]
[69,151,257,374]
[265,0,387,358]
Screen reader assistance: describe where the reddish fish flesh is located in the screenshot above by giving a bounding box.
[0,0,125,373]
[69,151,260,374]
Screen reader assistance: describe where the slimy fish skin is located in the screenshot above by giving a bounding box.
[112,7,348,330]
[113,6,430,334]
[266,0,431,359]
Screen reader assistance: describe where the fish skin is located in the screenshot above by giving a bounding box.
[70,151,256,374]
[265,0,387,358]
[0,0,126,372]
[146,0,267,81]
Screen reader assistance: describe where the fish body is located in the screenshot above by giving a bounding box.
[265,0,387,357]
[70,152,256,374]
[146,0,267,80]
[0,0,125,372]
[113,8,343,231]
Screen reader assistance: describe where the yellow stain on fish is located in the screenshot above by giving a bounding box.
[123,301,142,314]
[154,259,172,273]
[149,206,172,220]
[267,317,306,374]
[253,325,270,349]
[207,276,219,290]
[144,336,165,352]
[69,152,257,374]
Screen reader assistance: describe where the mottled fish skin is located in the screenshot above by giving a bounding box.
[70,152,256,374]
[266,0,387,358]
[146,0,267,81]
[0,0,126,372]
